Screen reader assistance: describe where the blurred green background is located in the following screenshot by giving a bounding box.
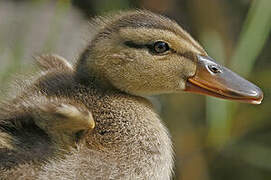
[0,0,270,179]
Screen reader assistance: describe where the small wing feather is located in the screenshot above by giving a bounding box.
[31,96,95,146]
[35,54,73,72]
[36,101,95,132]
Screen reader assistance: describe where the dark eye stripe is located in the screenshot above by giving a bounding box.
[124,41,146,49]
[124,41,170,54]
[124,41,196,61]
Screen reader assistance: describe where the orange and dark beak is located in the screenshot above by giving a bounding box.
[185,55,263,104]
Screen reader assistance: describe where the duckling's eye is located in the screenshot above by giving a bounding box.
[153,41,170,54]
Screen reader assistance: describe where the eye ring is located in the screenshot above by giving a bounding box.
[153,41,170,54]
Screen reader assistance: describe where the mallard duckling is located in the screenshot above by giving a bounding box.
[0,10,263,179]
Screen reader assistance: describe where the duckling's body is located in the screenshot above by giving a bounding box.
[40,64,172,179]
[0,10,262,179]
[0,55,172,179]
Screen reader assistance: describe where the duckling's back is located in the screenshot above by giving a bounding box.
[0,55,75,178]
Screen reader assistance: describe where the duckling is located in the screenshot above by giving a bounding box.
[0,10,263,179]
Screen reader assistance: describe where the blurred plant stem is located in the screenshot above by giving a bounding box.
[206,0,271,149]
[231,0,271,76]
[42,0,71,52]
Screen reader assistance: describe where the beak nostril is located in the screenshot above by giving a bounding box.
[208,65,221,74]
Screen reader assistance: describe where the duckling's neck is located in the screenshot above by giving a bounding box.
[75,52,114,90]
[73,55,173,179]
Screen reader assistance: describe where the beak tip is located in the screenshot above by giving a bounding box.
[251,89,264,105]
[236,85,263,104]
[251,100,262,105]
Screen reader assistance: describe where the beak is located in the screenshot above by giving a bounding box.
[185,55,263,104]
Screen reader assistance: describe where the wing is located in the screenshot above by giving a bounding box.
[0,95,95,175]
[35,54,74,72]
[32,96,95,146]
[0,94,95,149]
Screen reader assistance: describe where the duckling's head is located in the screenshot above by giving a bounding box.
[76,10,263,104]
